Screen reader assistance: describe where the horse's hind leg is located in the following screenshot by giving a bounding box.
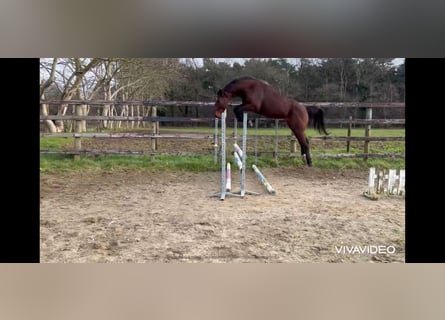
[287,123,312,167]
[303,136,312,167]
[297,134,312,167]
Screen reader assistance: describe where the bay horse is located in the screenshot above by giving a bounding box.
[214,76,328,167]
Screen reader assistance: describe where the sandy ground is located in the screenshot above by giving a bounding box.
[40,167,405,263]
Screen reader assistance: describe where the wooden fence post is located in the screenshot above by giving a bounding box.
[346,116,352,152]
[234,118,238,144]
[151,106,158,152]
[290,136,297,154]
[364,106,372,157]
[274,119,279,162]
[74,104,82,160]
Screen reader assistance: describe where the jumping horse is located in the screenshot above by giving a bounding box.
[214,76,328,167]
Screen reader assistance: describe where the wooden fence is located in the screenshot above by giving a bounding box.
[40,100,405,160]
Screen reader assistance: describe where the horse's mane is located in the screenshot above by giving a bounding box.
[224,76,271,88]
[218,76,275,98]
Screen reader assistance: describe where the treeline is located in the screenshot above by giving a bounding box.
[40,58,404,132]
[172,58,405,103]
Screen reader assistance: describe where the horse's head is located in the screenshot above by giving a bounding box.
[214,89,231,118]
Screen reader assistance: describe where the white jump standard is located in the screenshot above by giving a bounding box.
[211,111,259,200]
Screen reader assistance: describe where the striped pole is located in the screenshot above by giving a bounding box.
[252,164,276,195]
[233,151,243,170]
[226,162,231,191]
[233,143,243,158]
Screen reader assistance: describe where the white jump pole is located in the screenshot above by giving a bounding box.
[252,164,276,195]
[226,162,231,191]
[234,151,243,171]
[233,143,243,158]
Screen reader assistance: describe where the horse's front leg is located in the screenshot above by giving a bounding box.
[233,103,258,122]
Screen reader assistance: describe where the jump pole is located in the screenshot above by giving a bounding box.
[252,164,276,195]
[233,143,243,158]
[233,151,243,171]
[226,162,231,191]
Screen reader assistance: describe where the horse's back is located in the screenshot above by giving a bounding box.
[225,77,305,120]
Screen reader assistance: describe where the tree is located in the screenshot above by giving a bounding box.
[40,58,59,132]
[41,58,101,132]
[355,58,394,102]
[296,58,323,101]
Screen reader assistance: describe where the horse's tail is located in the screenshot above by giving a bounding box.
[306,106,329,135]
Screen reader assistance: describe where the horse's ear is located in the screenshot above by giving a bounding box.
[217,89,223,96]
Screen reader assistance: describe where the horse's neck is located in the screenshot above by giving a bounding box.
[225,83,243,97]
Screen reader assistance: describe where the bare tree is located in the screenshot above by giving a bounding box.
[40,58,182,132]
[41,58,102,132]
[40,58,59,132]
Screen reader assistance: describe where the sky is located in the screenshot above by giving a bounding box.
[182,58,405,68]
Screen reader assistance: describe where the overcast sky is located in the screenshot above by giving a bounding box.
[183,58,405,68]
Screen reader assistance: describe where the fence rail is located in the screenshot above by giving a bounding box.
[40,100,405,108]
[40,132,214,139]
[40,115,405,126]
[40,100,405,160]
[309,136,404,142]
[40,115,215,122]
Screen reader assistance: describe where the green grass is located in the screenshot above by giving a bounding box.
[40,137,74,149]
[40,152,405,173]
[40,127,405,173]
[40,154,218,173]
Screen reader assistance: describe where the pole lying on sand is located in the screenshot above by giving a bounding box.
[252,164,276,195]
